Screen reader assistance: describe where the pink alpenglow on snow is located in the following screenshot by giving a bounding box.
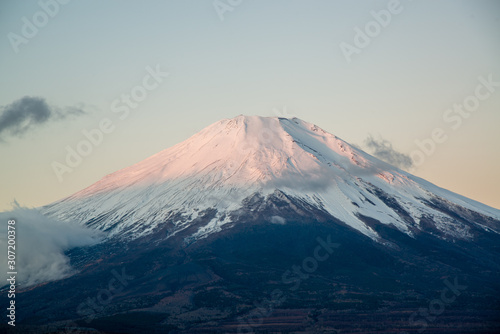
[42,116,500,242]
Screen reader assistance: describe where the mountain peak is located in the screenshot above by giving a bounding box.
[82,114,368,192]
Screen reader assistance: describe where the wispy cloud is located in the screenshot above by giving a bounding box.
[264,164,338,192]
[364,135,413,170]
[0,96,88,140]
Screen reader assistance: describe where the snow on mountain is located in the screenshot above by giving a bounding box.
[41,115,500,242]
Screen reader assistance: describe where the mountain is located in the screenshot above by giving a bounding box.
[41,115,500,242]
[6,115,500,334]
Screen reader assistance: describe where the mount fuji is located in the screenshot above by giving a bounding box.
[7,115,500,333]
[41,115,500,243]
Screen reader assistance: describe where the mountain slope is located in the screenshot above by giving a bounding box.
[42,115,500,243]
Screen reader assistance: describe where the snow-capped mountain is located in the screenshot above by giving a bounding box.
[14,115,500,333]
[42,115,500,243]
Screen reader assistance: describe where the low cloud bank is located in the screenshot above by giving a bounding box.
[270,215,286,225]
[0,206,102,287]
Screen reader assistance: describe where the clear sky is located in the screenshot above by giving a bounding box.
[1,0,499,211]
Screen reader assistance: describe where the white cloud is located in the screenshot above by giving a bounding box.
[0,206,102,287]
[270,215,286,225]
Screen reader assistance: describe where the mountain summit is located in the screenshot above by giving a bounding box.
[43,115,500,242]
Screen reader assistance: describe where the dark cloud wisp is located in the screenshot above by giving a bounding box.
[0,96,87,140]
[364,135,413,170]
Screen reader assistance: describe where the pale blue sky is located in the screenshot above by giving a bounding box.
[1,0,499,210]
